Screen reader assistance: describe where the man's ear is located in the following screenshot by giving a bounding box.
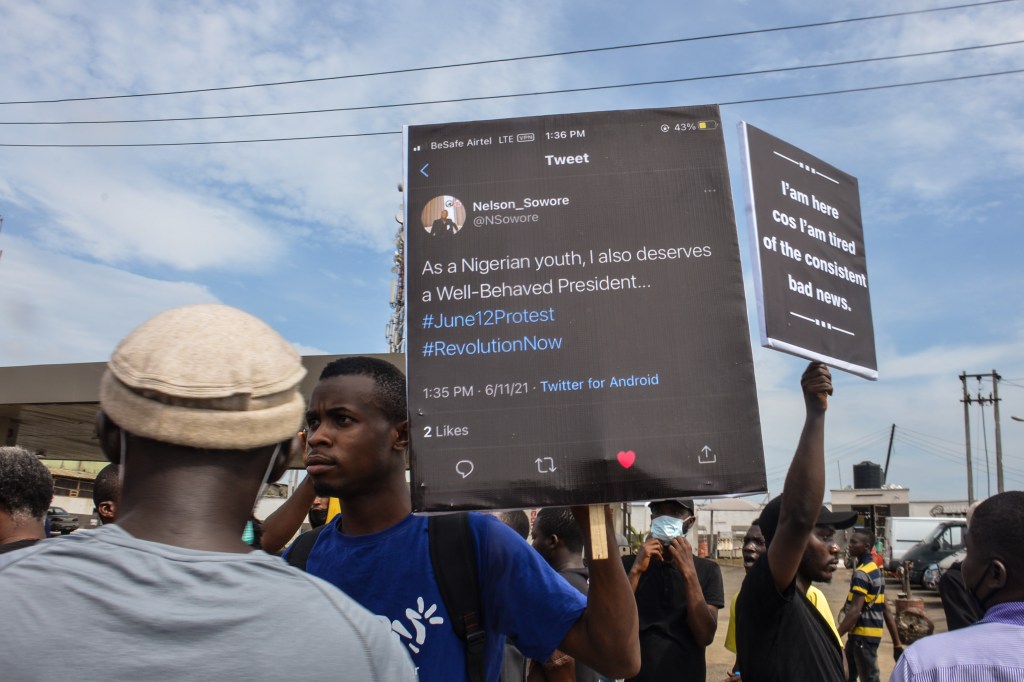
[991,559,1008,590]
[392,419,410,453]
[683,516,697,533]
[547,532,561,550]
[97,501,117,523]
[95,412,123,464]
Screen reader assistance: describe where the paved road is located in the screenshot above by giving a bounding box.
[704,562,949,681]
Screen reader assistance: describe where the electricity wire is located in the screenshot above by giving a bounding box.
[3,40,1019,126]
[2,68,1020,148]
[1,0,1015,105]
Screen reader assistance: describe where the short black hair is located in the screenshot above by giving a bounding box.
[534,507,584,553]
[92,463,120,508]
[0,446,53,521]
[970,491,1024,573]
[319,356,407,423]
[851,526,876,545]
[496,510,530,540]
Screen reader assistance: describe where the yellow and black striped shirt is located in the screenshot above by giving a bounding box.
[846,558,885,640]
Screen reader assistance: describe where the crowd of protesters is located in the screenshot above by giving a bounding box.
[0,304,1021,681]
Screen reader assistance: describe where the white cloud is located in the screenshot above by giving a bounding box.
[291,342,332,356]
[7,153,285,270]
[0,236,220,365]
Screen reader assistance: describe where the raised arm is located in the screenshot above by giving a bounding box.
[557,505,641,679]
[260,475,317,554]
[767,362,832,592]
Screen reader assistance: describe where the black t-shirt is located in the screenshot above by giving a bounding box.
[938,563,984,631]
[735,555,844,682]
[0,539,41,555]
[622,553,725,682]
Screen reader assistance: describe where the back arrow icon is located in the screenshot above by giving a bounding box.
[420,163,430,177]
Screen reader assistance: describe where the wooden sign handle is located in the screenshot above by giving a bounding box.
[589,505,609,560]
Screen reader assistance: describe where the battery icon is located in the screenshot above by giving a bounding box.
[517,133,535,142]
[697,120,719,130]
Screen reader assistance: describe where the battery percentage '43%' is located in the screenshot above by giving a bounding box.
[675,121,718,131]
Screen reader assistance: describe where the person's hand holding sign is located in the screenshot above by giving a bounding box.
[802,361,833,414]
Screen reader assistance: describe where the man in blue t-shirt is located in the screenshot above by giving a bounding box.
[289,356,640,682]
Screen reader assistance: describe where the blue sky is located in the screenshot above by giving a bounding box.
[1,0,1022,500]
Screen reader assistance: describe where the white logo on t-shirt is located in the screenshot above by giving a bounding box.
[388,597,445,654]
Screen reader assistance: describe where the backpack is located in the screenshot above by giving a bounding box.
[286,513,486,682]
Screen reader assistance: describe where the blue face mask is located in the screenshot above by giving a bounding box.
[650,516,686,543]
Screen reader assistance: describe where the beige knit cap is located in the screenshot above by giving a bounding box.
[99,304,307,451]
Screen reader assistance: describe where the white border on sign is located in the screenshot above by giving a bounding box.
[737,123,770,351]
[402,125,412,396]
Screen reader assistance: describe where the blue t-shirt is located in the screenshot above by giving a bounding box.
[300,512,587,682]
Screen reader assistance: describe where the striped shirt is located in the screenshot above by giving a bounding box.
[845,556,885,641]
[890,601,1024,682]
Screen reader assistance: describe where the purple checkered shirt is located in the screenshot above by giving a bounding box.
[891,601,1024,682]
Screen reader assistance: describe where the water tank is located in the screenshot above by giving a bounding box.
[853,461,883,489]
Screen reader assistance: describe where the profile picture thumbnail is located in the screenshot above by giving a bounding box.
[421,195,466,238]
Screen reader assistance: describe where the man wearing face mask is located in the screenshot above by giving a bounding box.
[0,305,415,681]
[891,490,1024,681]
[308,495,331,529]
[623,498,724,682]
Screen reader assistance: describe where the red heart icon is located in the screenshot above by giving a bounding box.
[617,450,636,469]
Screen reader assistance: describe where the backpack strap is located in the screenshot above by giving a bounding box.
[429,512,486,682]
[285,523,328,571]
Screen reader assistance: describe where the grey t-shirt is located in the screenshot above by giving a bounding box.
[0,525,416,681]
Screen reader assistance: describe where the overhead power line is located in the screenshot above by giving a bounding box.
[4,40,1019,126]
[2,67,1020,148]
[0,0,1016,106]
[763,428,891,476]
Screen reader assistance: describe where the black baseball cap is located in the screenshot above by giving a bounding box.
[649,499,695,514]
[758,495,857,547]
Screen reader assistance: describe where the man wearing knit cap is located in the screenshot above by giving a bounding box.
[735,362,856,682]
[0,305,415,682]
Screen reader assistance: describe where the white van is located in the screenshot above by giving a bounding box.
[885,516,961,571]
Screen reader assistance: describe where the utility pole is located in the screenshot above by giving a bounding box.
[960,373,974,504]
[882,423,896,484]
[960,370,1004,501]
[992,370,1004,494]
[385,183,406,354]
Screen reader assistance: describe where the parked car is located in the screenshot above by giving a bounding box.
[903,519,967,585]
[46,507,79,535]
[921,546,968,590]
[922,562,942,589]
[885,516,961,572]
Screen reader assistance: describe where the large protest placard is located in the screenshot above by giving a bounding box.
[739,123,877,379]
[404,106,765,511]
